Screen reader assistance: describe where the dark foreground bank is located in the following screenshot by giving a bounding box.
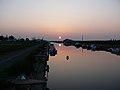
[0,40,50,90]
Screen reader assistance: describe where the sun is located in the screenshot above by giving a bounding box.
[59,36,61,39]
[59,44,62,46]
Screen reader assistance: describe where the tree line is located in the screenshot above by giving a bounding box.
[0,35,30,41]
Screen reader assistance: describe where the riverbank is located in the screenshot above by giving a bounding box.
[0,40,50,90]
[32,42,49,90]
[52,39,120,55]
[0,40,40,55]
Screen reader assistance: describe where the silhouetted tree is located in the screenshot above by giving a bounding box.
[32,37,36,41]
[0,35,4,41]
[9,35,15,40]
[26,38,29,41]
[4,35,9,41]
[20,38,24,41]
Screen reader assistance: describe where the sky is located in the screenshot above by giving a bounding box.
[0,0,120,40]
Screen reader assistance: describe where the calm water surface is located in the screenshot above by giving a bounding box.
[48,44,120,90]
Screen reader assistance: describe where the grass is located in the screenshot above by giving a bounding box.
[0,40,49,77]
[0,41,40,55]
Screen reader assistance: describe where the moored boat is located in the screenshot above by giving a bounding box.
[49,44,57,56]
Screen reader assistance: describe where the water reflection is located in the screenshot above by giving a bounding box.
[48,43,120,90]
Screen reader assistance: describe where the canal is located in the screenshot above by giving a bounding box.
[48,43,120,90]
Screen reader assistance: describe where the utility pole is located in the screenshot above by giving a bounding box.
[82,35,83,53]
[82,35,83,42]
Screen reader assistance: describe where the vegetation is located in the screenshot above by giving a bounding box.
[63,39,120,47]
[0,35,44,54]
[0,40,48,77]
[0,41,38,54]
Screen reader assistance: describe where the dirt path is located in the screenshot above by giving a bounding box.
[0,44,41,71]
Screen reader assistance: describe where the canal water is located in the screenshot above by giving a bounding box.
[48,43,120,90]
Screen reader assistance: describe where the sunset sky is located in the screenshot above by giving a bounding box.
[0,0,120,40]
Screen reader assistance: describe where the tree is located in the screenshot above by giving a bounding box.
[20,38,24,41]
[9,35,15,40]
[0,35,4,41]
[26,38,29,41]
[4,35,8,41]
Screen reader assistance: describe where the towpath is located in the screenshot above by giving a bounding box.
[0,44,41,71]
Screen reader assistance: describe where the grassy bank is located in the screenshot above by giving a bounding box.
[62,39,120,47]
[0,40,49,89]
[0,41,41,55]
[80,40,120,47]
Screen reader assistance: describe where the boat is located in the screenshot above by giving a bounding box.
[74,42,81,48]
[49,44,57,56]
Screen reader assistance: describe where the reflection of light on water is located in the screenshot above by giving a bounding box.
[59,44,62,46]
[49,44,120,90]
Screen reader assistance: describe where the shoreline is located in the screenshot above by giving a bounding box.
[31,42,49,90]
[0,40,50,90]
